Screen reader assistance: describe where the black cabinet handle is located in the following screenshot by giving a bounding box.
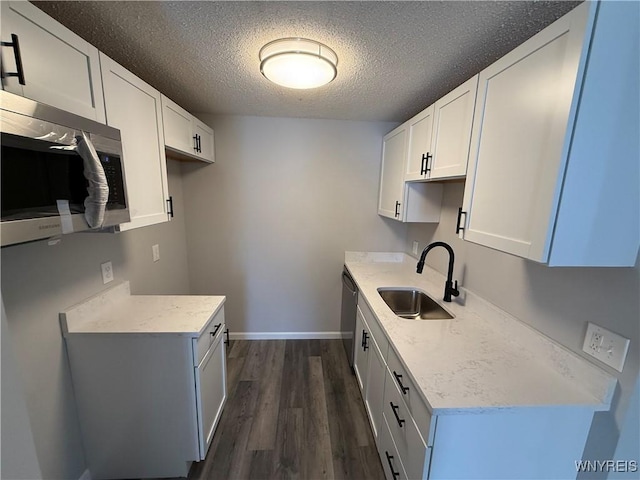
[421,152,433,176]
[210,323,222,337]
[394,201,401,218]
[193,134,199,152]
[362,330,369,351]
[456,207,466,234]
[166,196,174,218]
[390,402,405,427]
[385,452,400,479]
[393,371,409,394]
[197,134,202,153]
[224,328,230,346]
[423,153,433,175]
[1,34,26,85]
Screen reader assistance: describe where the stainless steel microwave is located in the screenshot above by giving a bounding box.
[0,91,129,247]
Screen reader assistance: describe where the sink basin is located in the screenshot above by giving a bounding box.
[378,288,454,320]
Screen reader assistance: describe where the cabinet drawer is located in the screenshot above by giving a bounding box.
[379,415,408,480]
[358,299,389,360]
[383,366,431,480]
[387,345,434,446]
[194,307,225,366]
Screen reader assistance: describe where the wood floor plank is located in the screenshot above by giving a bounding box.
[272,407,303,480]
[321,339,373,447]
[191,380,260,479]
[225,343,250,398]
[303,356,335,480]
[321,339,380,480]
[239,340,270,381]
[248,449,274,480]
[279,340,306,409]
[246,340,286,450]
[189,339,385,480]
[228,338,250,359]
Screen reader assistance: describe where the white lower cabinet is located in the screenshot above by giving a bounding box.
[63,307,227,479]
[356,300,596,480]
[353,305,369,392]
[355,299,389,441]
[194,323,227,459]
[379,416,408,480]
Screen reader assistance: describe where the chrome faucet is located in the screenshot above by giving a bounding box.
[416,241,460,302]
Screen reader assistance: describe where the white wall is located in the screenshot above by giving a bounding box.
[0,159,191,480]
[181,115,406,336]
[406,182,639,477]
[1,297,42,479]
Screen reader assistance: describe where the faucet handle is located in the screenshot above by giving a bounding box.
[451,280,460,297]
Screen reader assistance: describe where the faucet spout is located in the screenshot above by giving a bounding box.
[416,241,460,302]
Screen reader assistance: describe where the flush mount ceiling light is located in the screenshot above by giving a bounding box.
[259,38,338,90]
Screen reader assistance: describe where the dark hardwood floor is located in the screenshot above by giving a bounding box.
[188,339,385,480]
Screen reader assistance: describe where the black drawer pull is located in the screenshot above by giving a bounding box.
[385,451,400,479]
[390,402,405,427]
[210,323,222,337]
[393,371,409,394]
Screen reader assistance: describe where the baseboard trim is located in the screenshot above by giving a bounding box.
[229,331,344,340]
[78,469,91,480]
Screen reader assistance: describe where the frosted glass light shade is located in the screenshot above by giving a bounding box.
[259,38,338,89]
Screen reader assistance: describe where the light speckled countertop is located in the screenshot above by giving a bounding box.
[60,281,225,337]
[345,252,616,415]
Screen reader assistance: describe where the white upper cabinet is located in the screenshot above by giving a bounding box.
[0,1,105,122]
[403,75,478,182]
[429,75,478,180]
[100,53,170,231]
[458,1,639,266]
[379,125,408,219]
[404,106,435,181]
[378,124,443,223]
[161,95,214,163]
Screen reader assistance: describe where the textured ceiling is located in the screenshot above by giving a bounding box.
[33,1,580,122]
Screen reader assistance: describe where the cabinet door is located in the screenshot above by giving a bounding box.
[193,118,215,163]
[353,307,369,393]
[194,332,227,460]
[364,339,386,440]
[379,417,408,480]
[430,75,478,180]
[404,106,434,181]
[100,53,169,231]
[378,125,407,220]
[162,95,195,155]
[460,3,591,260]
[0,1,105,122]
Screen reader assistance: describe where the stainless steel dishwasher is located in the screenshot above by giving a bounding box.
[341,266,358,369]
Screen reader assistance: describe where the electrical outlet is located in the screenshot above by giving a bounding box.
[582,322,630,372]
[152,244,160,262]
[412,241,419,255]
[100,261,114,284]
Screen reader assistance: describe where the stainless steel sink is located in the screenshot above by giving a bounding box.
[378,288,454,320]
